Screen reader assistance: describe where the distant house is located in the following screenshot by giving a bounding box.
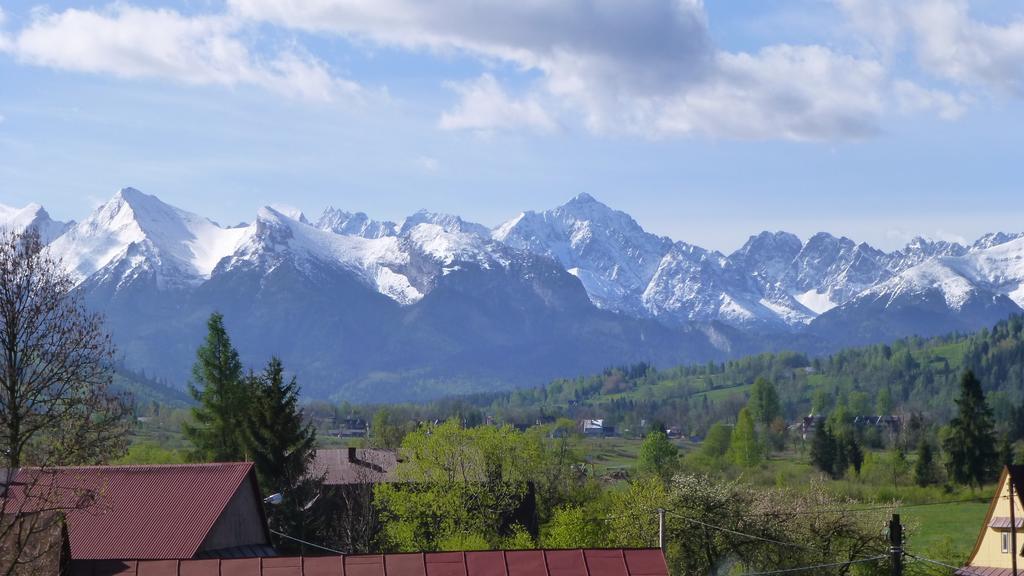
[798,414,826,439]
[72,548,671,576]
[852,415,902,435]
[581,419,615,437]
[958,465,1024,576]
[4,463,274,561]
[339,418,369,438]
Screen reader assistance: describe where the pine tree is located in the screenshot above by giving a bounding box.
[845,437,864,475]
[810,421,836,477]
[942,370,998,487]
[728,408,762,468]
[183,313,250,461]
[913,440,939,487]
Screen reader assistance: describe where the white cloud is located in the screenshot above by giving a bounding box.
[439,74,556,134]
[656,45,887,140]
[229,0,901,140]
[906,0,1024,95]
[893,80,969,120]
[839,0,1024,97]
[4,5,357,102]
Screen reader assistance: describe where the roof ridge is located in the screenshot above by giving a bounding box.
[39,462,253,471]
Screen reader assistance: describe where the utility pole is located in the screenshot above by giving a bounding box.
[658,508,666,550]
[1011,479,1018,576]
[889,514,903,576]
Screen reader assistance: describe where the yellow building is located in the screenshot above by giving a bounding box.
[959,465,1024,576]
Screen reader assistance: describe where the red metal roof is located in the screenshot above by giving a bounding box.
[9,463,262,560]
[71,549,670,576]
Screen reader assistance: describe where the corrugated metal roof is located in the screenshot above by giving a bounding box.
[987,516,1024,529]
[958,567,1018,576]
[10,463,262,560]
[71,549,670,576]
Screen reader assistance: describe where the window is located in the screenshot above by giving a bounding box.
[1003,532,1011,554]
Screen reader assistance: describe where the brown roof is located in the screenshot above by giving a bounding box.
[958,568,1020,576]
[987,517,1024,529]
[6,463,268,560]
[1009,465,1024,506]
[71,549,670,576]
[311,449,398,485]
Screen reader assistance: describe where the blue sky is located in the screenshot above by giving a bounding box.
[1,0,1023,252]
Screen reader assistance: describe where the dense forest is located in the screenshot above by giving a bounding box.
[345,315,1024,440]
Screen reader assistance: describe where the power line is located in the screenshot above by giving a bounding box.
[733,497,990,518]
[736,555,888,576]
[904,553,967,574]
[269,529,346,555]
[662,510,821,552]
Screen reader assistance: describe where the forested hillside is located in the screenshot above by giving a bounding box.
[464,315,1024,436]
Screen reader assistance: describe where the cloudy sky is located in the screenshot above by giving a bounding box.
[0,0,1022,251]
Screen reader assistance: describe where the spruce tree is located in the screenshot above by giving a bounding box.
[943,370,998,487]
[914,440,939,487]
[244,357,321,550]
[183,313,249,461]
[244,357,318,495]
[810,421,836,477]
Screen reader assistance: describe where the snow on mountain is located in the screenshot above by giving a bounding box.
[0,201,73,243]
[226,206,423,304]
[20,187,1024,336]
[950,236,1024,307]
[815,235,1024,344]
[48,188,247,285]
[400,210,489,237]
[972,232,1024,251]
[493,193,673,313]
[316,207,397,239]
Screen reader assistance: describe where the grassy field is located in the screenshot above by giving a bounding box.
[901,501,988,564]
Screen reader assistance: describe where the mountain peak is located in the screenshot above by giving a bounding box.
[568,192,598,204]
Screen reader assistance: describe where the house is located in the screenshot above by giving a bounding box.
[852,415,902,435]
[797,414,826,440]
[3,463,274,561]
[957,465,1024,576]
[71,548,671,576]
[312,448,398,485]
[339,418,369,438]
[580,419,615,437]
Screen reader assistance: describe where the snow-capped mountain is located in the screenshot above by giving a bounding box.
[316,208,397,239]
[493,192,674,315]
[7,187,1024,400]
[0,201,73,243]
[48,188,248,287]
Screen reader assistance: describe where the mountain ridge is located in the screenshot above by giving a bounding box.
[7,187,1024,401]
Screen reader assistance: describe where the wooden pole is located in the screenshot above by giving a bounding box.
[889,514,903,576]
